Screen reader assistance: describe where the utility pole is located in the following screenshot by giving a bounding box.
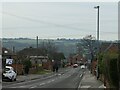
[13,46,15,53]
[36,36,39,71]
[94,6,100,80]
[118,42,120,89]
[36,36,38,49]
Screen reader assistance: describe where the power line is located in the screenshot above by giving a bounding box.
[3,11,87,30]
[2,11,118,34]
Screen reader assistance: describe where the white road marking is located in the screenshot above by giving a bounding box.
[80,74,83,77]
[4,74,57,87]
[78,74,83,89]
[39,83,45,86]
[78,81,81,89]
[47,79,55,84]
[58,74,61,76]
[80,85,91,88]
[30,86,37,88]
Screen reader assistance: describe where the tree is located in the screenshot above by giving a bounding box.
[52,52,65,61]
[39,40,58,59]
[99,48,119,88]
[23,58,32,74]
[76,35,97,71]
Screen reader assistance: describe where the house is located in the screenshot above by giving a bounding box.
[68,54,86,65]
[17,47,52,73]
[73,54,86,65]
[29,55,51,70]
[91,58,97,75]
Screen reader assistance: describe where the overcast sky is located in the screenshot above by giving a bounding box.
[1,2,118,40]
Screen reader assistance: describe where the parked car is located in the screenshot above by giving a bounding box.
[2,66,17,82]
[81,65,85,69]
[73,64,78,68]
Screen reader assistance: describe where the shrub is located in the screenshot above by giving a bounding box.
[98,52,119,88]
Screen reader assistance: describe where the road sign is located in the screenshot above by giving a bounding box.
[6,59,13,64]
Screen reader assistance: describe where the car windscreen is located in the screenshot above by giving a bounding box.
[5,68,10,71]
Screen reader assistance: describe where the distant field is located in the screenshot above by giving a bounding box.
[2,39,78,57]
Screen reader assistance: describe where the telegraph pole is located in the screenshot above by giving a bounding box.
[36,36,39,71]
[13,46,15,53]
[36,36,38,49]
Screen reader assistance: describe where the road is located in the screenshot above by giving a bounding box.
[2,66,85,89]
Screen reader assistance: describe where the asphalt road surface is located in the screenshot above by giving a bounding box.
[2,66,85,89]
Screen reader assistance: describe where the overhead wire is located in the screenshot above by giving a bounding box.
[2,11,118,35]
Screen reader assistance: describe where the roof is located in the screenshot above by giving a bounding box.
[100,42,118,53]
[17,47,44,56]
[73,54,83,58]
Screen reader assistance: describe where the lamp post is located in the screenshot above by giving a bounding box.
[94,6,100,42]
[94,6,100,80]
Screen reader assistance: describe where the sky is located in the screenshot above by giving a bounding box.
[0,1,118,41]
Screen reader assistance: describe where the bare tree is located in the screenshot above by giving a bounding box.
[39,40,58,60]
[77,35,97,71]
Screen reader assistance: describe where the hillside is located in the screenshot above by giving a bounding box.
[2,38,81,57]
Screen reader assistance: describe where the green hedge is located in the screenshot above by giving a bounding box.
[98,52,119,88]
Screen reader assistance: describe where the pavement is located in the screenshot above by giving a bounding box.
[16,73,52,83]
[3,67,71,84]
[78,69,106,89]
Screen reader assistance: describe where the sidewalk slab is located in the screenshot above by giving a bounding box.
[16,72,54,83]
[79,69,105,89]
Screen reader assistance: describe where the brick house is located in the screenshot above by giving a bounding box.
[17,47,52,74]
[29,56,52,70]
[68,54,86,65]
[91,59,97,75]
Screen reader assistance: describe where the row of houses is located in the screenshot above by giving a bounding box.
[67,42,118,83]
[68,54,86,66]
[2,47,53,74]
[2,46,87,75]
[2,41,118,77]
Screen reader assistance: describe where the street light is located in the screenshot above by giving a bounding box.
[94,6,100,41]
[94,6,100,80]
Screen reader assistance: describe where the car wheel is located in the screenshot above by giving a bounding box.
[14,78,16,81]
[10,76,14,82]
